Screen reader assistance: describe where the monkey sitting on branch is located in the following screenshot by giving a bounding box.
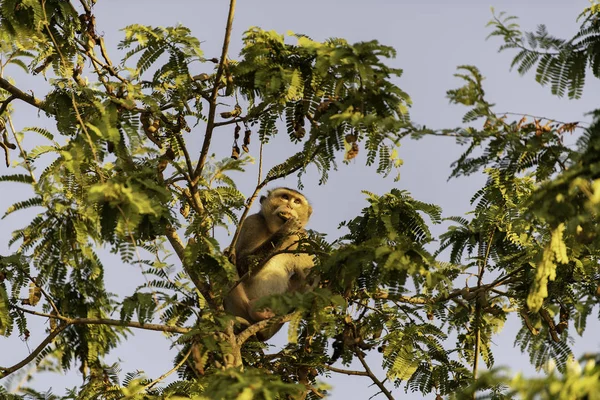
[224,187,316,341]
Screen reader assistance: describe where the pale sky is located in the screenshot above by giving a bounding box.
[1,1,598,399]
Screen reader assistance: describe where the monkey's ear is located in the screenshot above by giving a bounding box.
[260,195,267,204]
[307,204,313,218]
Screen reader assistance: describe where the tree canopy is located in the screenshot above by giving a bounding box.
[0,1,600,399]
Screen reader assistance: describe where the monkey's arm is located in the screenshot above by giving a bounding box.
[235,216,302,276]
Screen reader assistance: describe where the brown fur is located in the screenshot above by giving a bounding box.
[224,188,314,340]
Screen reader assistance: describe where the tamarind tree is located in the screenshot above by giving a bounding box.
[0,0,599,399]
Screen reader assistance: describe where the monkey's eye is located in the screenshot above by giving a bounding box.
[281,194,289,200]
[294,198,301,205]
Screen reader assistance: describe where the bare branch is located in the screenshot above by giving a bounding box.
[236,313,294,345]
[145,346,192,390]
[323,364,369,376]
[496,111,588,128]
[164,226,217,309]
[174,132,194,178]
[356,351,394,400]
[0,323,68,379]
[0,94,16,116]
[165,225,186,260]
[14,305,191,334]
[0,77,48,112]
[24,272,60,316]
[6,116,36,182]
[194,0,237,180]
[369,290,430,304]
[71,317,190,334]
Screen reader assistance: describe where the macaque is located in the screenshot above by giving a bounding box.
[224,187,315,340]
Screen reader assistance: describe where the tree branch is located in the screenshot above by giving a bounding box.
[356,351,394,400]
[0,77,49,113]
[14,305,191,334]
[496,111,588,128]
[323,364,369,376]
[194,0,237,181]
[236,313,294,345]
[24,272,60,316]
[0,94,16,116]
[0,323,68,378]
[164,225,218,309]
[145,346,192,390]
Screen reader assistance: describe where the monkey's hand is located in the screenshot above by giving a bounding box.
[280,215,304,234]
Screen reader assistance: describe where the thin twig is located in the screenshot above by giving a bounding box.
[145,346,192,390]
[174,132,194,178]
[356,351,394,400]
[257,141,264,185]
[227,181,268,257]
[472,229,495,394]
[14,305,190,334]
[323,364,369,376]
[6,116,36,182]
[496,111,588,128]
[24,272,59,316]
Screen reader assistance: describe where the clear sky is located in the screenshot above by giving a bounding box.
[1,1,598,399]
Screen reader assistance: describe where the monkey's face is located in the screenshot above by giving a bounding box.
[261,188,312,231]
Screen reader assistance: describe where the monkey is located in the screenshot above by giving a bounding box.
[224,187,315,341]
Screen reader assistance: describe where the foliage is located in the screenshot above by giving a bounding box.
[0,1,599,399]
[487,4,600,99]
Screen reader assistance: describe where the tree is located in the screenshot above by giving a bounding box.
[0,0,599,399]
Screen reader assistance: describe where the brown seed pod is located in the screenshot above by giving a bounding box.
[293,123,305,139]
[242,144,249,153]
[555,305,569,334]
[231,144,240,160]
[243,129,251,146]
[192,73,210,82]
[140,112,158,133]
[24,282,41,306]
[345,134,357,143]
[345,142,359,161]
[234,124,241,140]
[149,118,160,134]
[165,146,176,161]
[220,104,242,119]
[180,202,190,218]
[178,114,191,133]
[157,158,168,174]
